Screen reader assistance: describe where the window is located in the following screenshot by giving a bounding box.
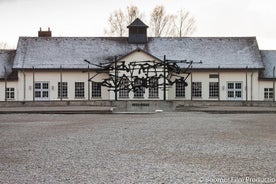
[134,79,145,98]
[92,82,101,98]
[175,80,186,97]
[35,82,49,100]
[58,82,68,98]
[209,74,219,78]
[227,82,242,100]
[6,88,15,100]
[264,88,273,100]
[75,82,85,98]
[119,78,129,98]
[42,83,48,90]
[209,82,219,98]
[129,28,146,34]
[149,77,159,98]
[192,82,202,97]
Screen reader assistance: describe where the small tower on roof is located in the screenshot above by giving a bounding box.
[127,18,148,44]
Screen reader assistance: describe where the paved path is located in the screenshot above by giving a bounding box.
[0,112,275,183]
[0,105,276,114]
[0,106,114,114]
[177,105,276,113]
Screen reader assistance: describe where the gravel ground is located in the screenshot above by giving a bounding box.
[0,112,275,184]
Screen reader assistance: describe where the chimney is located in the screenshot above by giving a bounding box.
[38,27,52,37]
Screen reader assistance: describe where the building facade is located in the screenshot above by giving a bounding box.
[1,19,276,102]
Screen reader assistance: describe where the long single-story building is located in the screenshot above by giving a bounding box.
[1,18,276,102]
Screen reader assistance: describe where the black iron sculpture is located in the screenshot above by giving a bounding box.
[84,56,202,100]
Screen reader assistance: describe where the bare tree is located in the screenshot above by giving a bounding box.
[104,5,196,37]
[172,10,196,37]
[126,5,143,25]
[0,42,7,49]
[149,6,174,37]
[104,9,126,37]
[105,6,143,36]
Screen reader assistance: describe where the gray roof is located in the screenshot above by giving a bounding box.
[127,18,148,28]
[0,50,16,78]
[260,50,276,78]
[13,37,264,70]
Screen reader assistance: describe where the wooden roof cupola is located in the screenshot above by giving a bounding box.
[127,18,148,44]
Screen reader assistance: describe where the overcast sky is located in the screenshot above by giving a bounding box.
[0,0,276,49]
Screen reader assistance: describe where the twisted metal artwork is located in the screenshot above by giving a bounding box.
[84,56,202,100]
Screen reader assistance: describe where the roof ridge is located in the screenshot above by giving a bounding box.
[18,36,257,40]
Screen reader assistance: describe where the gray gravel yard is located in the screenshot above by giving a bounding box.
[0,112,275,184]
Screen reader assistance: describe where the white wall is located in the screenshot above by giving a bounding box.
[258,80,275,101]
[17,70,109,101]
[169,70,259,101]
[0,81,18,101]
[0,67,262,102]
[220,71,259,101]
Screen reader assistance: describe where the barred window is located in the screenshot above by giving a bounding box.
[75,82,85,98]
[134,79,145,98]
[58,82,68,98]
[149,77,159,98]
[119,78,129,98]
[175,80,186,97]
[209,82,219,98]
[92,82,101,98]
[264,88,273,100]
[192,82,202,97]
[6,88,15,100]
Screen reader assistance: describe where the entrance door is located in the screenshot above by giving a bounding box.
[35,82,49,101]
[227,82,242,100]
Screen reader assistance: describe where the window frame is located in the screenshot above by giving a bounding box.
[227,82,242,100]
[192,82,202,98]
[58,82,68,99]
[133,79,145,99]
[209,82,219,98]
[75,82,85,98]
[119,78,129,99]
[264,88,273,100]
[149,77,159,98]
[175,80,186,98]
[209,74,219,78]
[6,87,15,100]
[91,82,102,98]
[34,82,50,100]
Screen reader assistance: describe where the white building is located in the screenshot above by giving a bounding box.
[1,18,276,102]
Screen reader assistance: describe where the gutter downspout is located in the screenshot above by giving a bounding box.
[4,67,7,101]
[60,65,63,101]
[273,66,275,102]
[190,66,193,101]
[245,66,248,101]
[88,65,90,101]
[163,55,166,101]
[23,70,26,101]
[218,66,220,101]
[32,66,35,102]
[251,72,253,101]
[114,56,118,101]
